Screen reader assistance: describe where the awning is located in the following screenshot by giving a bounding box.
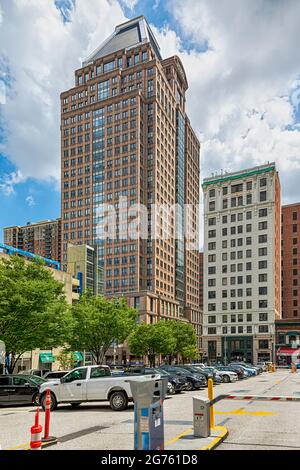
[73,351,84,361]
[287,331,299,336]
[39,353,55,363]
[277,348,300,356]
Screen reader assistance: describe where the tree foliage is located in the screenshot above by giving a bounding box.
[168,321,198,362]
[128,321,176,367]
[0,256,70,372]
[68,294,137,365]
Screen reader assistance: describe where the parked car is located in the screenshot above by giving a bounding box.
[229,363,256,377]
[205,367,238,383]
[43,371,69,381]
[255,362,267,372]
[39,365,161,412]
[234,362,263,375]
[0,374,46,406]
[148,368,187,394]
[199,367,223,384]
[215,365,245,380]
[19,369,49,377]
[160,366,206,390]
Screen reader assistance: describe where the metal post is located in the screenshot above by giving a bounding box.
[208,378,215,429]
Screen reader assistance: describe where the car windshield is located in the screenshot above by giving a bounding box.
[24,375,47,385]
[156,369,170,377]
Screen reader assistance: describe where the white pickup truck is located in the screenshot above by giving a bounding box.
[39,365,154,411]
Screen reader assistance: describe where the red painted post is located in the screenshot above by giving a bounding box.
[44,389,51,440]
[30,407,43,450]
[42,389,57,444]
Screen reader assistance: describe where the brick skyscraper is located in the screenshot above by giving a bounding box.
[60,17,201,337]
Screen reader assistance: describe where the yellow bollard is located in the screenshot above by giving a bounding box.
[208,378,215,430]
[272,364,276,373]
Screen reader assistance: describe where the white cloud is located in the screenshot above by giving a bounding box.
[157,0,300,203]
[25,195,35,206]
[0,170,24,195]
[0,0,126,183]
[1,0,300,207]
[119,0,138,10]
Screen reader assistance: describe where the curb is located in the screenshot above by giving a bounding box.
[200,426,229,451]
[8,439,58,451]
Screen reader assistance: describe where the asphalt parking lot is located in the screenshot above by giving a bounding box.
[0,369,299,450]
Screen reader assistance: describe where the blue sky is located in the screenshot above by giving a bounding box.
[1,0,300,244]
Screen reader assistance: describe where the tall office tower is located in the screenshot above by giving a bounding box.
[3,219,61,263]
[281,204,300,320]
[202,163,281,364]
[60,16,201,336]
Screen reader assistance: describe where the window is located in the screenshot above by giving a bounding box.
[231,183,243,193]
[64,368,87,383]
[0,377,10,385]
[223,199,228,209]
[259,287,268,295]
[259,313,268,321]
[259,300,268,308]
[90,367,111,378]
[246,181,252,190]
[103,60,115,73]
[259,325,269,333]
[259,247,268,256]
[260,191,267,202]
[259,260,268,269]
[260,178,267,187]
[259,221,268,230]
[231,327,236,334]
[247,326,252,333]
[209,189,216,198]
[259,340,269,349]
[209,201,216,211]
[209,218,216,226]
[259,208,268,217]
[208,316,216,324]
[222,315,228,323]
[223,187,228,195]
[208,304,216,311]
[208,327,217,335]
[247,314,252,322]
[293,212,298,221]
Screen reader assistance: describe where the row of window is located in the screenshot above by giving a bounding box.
[208,313,268,323]
[208,300,268,311]
[208,287,268,298]
[208,261,268,275]
[208,178,267,198]
[209,192,267,211]
[207,325,269,335]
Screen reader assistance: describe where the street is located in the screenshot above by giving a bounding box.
[0,370,299,451]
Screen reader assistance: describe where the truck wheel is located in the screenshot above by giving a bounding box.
[41,392,57,411]
[70,402,82,408]
[109,391,128,411]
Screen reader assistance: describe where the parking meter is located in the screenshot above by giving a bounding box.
[127,376,168,450]
[193,396,211,438]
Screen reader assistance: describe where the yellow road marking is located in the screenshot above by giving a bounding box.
[200,426,228,451]
[275,380,282,384]
[7,442,30,451]
[215,408,276,417]
[165,428,193,446]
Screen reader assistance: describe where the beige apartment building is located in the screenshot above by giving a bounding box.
[60,16,201,347]
[202,163,281,364]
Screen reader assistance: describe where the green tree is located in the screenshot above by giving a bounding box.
[0,256,70,373]
[56,349,77,370]
[68,294,137,365]
[128,322,176,367]
[167,321,198,364]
